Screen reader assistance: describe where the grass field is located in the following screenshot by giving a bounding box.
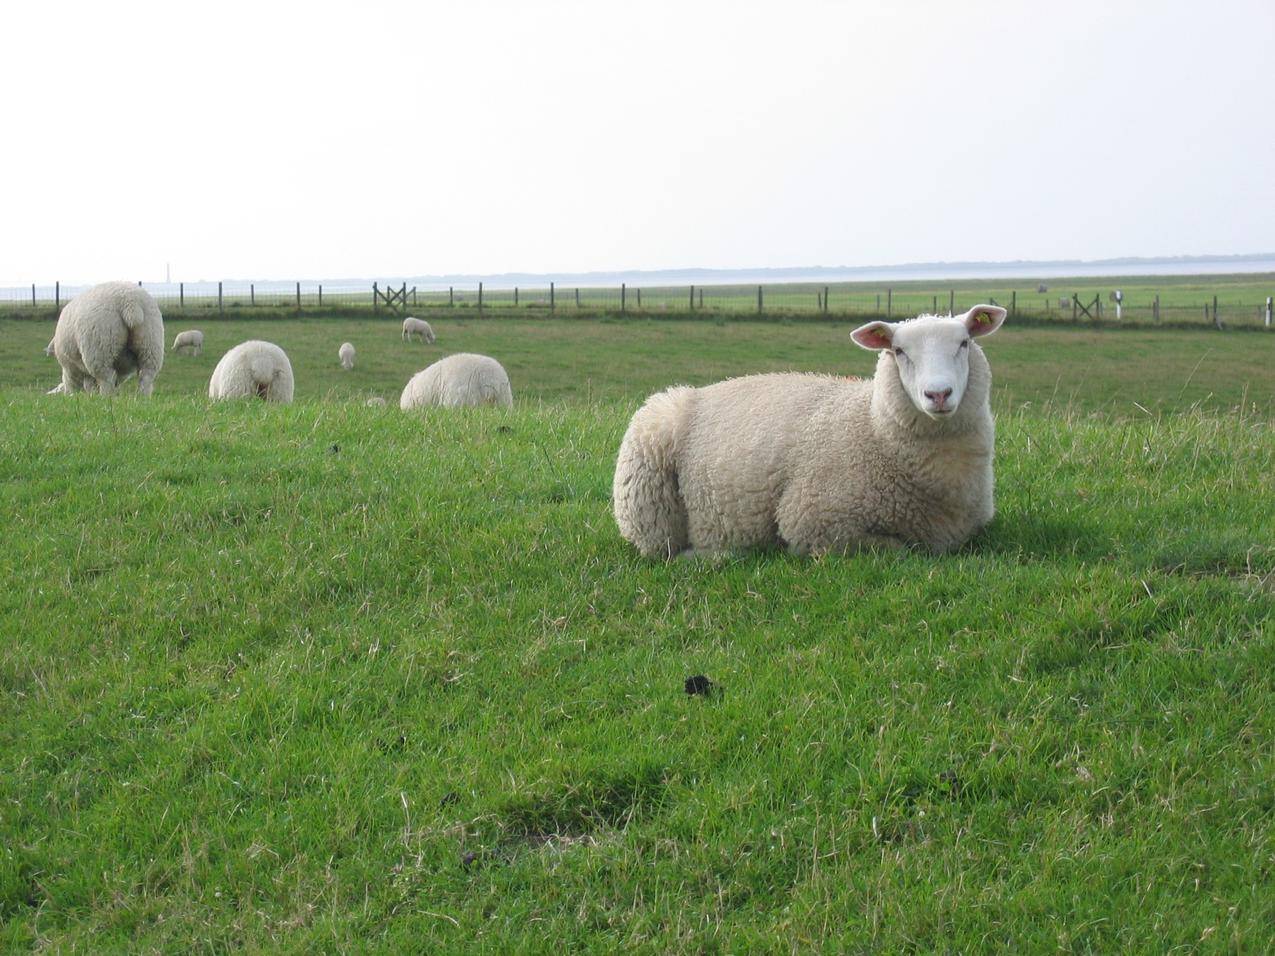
[6,270,1275,327]
[2,316,1273,950]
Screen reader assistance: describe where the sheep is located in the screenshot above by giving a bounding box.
[50,281,165,395]
[172,329,204,356]
[208,340,295,403]
[400,353,513,409]
[612,304,1008,559]
[402,316,436,343]
[339,342,356,370]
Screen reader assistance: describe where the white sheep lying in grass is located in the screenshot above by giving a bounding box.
[400,353,513,409]
[402,316,436,343]
[339,342,355,370]
[172,329,203,356]
[209,340,294,403]
[612,305,1008,558]
[51,281,165,395]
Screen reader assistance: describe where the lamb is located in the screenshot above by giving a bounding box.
[208,340,295,403]
[402,316,436,343]
[172,329,204,356]
[400,353,513,409]
[339,342,356,370]
[50,281,165,395]
[612,304,1008,559]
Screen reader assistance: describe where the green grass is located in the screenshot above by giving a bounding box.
[1,317,1273,951]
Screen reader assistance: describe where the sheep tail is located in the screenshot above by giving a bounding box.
[612,387,694,559]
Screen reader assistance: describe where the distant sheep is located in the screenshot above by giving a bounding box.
[400,353,513,409]
[402,316,436,343]
[613,305,1008,558]
[209,340,294,403]
[339,342,355,370]
[51,281,165,395]
[172,329,204,356]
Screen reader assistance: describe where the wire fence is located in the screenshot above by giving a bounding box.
[2,279,1273,329]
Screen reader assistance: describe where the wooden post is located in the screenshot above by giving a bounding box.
[250,283,255,306]
[636,288,641,309]
[886,288,892,318]
[296,282,301,311]
[514,287,519,307]
[1153,294,1159,322]
[698,288,703,309]
[318,284,323,308]
[412,287,418,306]
[55,281,60,313]
[876,293,880,313]
[550,281,555,312]
[689,285,694,311]
[218,281,223,316]
[373,282,379,315]
[949,289,954,315]
[1265,296,1272,328]
[932,295,938,314]
[1072,294,1078,321]
[449,286,454,307]
[757,285,763,314]
[1011,290,1016,317]
[575,287,580,308]
[621,283,626,313]
[824,286,829,316]
[31,283,35,307]
[180,282,184,308]
[478,282,484,315]
[1213,295,1221,330]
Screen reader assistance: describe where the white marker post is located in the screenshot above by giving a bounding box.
[1114,289,1123,320]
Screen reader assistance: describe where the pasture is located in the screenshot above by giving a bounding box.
[1,315,1272,951]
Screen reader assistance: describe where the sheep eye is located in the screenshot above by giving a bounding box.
[959,339,970,349]
[893,347,906,358]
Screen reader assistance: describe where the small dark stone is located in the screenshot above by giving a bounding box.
[460,851,477,868]
[328,444,340,454]
[684,674,714,696]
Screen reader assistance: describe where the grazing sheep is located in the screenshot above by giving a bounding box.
[209,340,294,403]
[613,305,1008,559]
[51,281,165,395]
[339,342,356,370]
[172,329,204,356]
[402,316,436,343]
[400,353,513,409]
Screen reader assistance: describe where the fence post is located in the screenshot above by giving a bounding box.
[296,282,301,311]
[449,286,454,307]
[636,288,641,309]
[1072,294,1078,321]
[412,287,418,306]
[478,282,484,315]
[180,282,184,308]
[886,288,892,318]
[55,281,60,313]
[514,287,519,308]
[31,283,35,307]
[621,283,626,313]
[1153,294,1159,322]
[373,282,379,315]
[1265,296,1272,328]
[576,287,580,308]
[689,285,694,311]
[757,285,763,314]
[824,286,829,316]
[932,295,938,314]
[1011,290,1016,317]
[698,288,703,309]
[949,290,954,315]
[218,281,223,316]
[550,281,555,312]
[876,293,880,313]
[318,284,323,308]
[1213,295,1222,330]
[251,283,255,306]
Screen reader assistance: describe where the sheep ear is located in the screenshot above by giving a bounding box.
[851,321,894,351]
[964,304,1007,337]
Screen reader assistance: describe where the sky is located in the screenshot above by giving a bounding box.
[2,0,1273,284]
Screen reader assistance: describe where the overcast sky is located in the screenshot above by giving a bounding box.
[3,0,1273,284]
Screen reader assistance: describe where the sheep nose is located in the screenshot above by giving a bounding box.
[924,387,953,408]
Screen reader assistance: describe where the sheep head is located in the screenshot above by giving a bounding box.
[851,305,1006,419]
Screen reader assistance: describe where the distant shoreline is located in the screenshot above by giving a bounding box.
[6,254,1273,295]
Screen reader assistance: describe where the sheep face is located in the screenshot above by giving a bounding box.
[852,305,1006,419]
